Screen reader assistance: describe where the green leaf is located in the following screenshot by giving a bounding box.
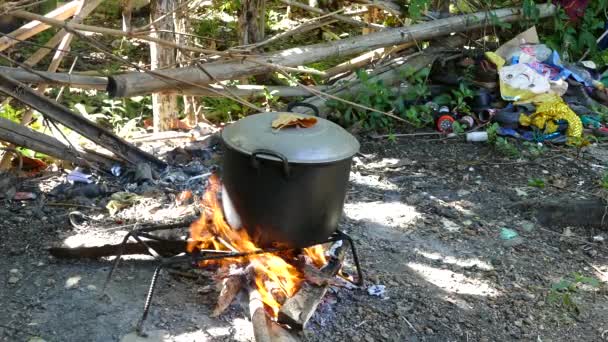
[551,279,571,291]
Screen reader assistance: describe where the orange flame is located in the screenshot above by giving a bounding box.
[188,175,327,316]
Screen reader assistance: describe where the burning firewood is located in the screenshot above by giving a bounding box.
[212,274,245,317]
[277,241,347,330]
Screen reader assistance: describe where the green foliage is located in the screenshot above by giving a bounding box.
[327,67,435,131]
[202,97,248,122]
[451,121,465,134]
[523,141,545,159]
[67,90,151,138]
[527,177,545,188]
[541,1,608,65]
[495,137,519,157]
[408,0,431,20]
[486,122,499,143]
[522,0,540,24]
[601,171,608,190]
[548,273,601,316]
[486,123,520,157]
[450,83,474,114]
[489,11,512,30]
[0,104,23,123]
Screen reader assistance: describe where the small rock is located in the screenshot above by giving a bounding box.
[457,189,471,197]
[514,320,523,328]
[86,285,97,291]
[9,268,19,274]
[13,216,25,223]
[8,276,19,284]
[441,218,460,232]
[364,333,374,342]
[65,276,81,289]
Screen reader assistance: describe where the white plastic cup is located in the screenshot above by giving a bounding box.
[466,131,488,142]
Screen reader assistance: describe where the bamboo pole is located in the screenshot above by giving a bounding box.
[0,1,80,51]
[0,66,107,88]
[107,4,556,97]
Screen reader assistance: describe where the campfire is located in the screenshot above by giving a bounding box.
[85,172,363,340]
[187,174,329,318]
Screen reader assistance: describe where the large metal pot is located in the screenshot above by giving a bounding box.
[220,111,359,248]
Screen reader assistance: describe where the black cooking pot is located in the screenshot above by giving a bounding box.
[220,110,359,248]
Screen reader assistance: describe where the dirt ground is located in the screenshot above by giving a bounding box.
[2,137,608,342]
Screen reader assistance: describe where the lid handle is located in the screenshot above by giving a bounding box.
[251,149,290,178]
[286,102,320,117]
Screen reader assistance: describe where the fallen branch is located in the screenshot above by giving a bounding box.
[107,4,556,97]
[0,73,165,168]
[0,117,116,170]
[0,1,80,51]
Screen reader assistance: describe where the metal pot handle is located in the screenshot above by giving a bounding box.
[251,149,290,178]
[286,102,320,117]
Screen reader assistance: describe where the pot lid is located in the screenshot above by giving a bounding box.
[221,112,360,164]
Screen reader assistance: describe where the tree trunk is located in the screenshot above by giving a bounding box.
[238,0,265,47]
[239,0,265,84]
[174,0,203,125]
[150,0,178,132]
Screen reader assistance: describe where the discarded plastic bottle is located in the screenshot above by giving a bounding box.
[466,131,488,142]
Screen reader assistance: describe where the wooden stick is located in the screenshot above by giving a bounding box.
[48,240,187,258]
[0,1,80,51]
[249,286,273,342]
[279,0,383,29]
[0,116,116,169]
[107,4,556,97]
[0,73,166,168]
[10,9,238,56]
[277,241,347,330]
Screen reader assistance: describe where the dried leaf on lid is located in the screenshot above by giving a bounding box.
[271,113,317,130]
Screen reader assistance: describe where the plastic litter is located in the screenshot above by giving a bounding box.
[367,284,387,298]
[67,168,93,184]
[466,131,488,142]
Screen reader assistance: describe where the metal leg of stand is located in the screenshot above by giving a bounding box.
[135,264,162,337]
[102,230,135,292]
[335,230,364,286]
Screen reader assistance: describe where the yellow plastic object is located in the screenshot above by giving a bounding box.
[485,52,557,103]
[519,98,583,137]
